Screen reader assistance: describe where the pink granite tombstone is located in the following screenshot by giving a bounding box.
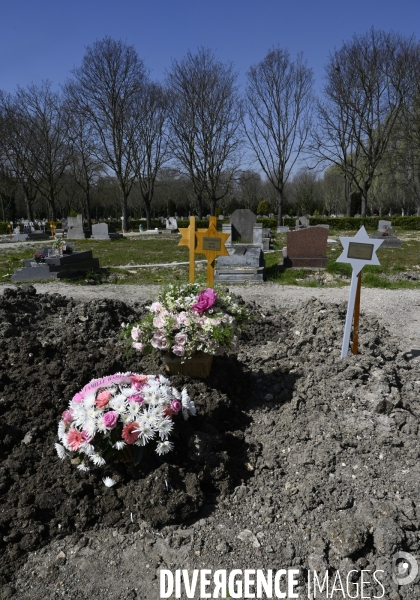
[284,226,328,268]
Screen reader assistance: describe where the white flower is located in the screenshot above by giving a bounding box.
[57,421,67,441]
[55,443,67,460]
[156,441,174,455]
[90,453,106,466]
[113,441,126,450]
[158,418,174,440]
[77,463,90,472]
[138,422,155,444]
[103,477,117,487]
[109,394,127,413]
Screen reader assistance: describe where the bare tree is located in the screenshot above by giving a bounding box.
[66,37,147,231]
[131,82,170,229]
[0,84,69,220]
[167,47,243,217]
[244,48,314,223]
[64,104,104,228]
[313,28,419,216]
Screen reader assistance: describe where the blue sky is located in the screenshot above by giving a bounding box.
[2,0,419,96]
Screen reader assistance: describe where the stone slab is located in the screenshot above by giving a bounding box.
[369,232,402,248]
[12,250,100,282]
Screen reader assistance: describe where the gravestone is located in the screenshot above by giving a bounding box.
[67,214,90,239]
[215,246,264,282]
[295,216,310,229]
[277,226,290,233]
[165,217,178,232]
[91,223,123,240]
[11,250,100,282]
[378,220,392,232]
[230,209,257,243]
[284,226,328,268]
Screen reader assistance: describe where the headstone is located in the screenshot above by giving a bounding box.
[12,233,29,242]
[67,214,89,239]
[165,217,178,232]
[378,220,392,232]
[91,223,123,240]
[230,209,257,243]
[222,223,232,246]
[215,246,265,282]
[11,250,100,282]
[252,223,263,247]
[295,216,310,229]
[61,217,68,231]
[277,226,290,233]
[284,226,328,268]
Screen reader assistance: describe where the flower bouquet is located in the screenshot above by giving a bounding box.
[129,284,247,376]
[33,253,45,263]
[55,372,196,483]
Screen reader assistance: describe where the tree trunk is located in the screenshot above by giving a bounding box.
[276,189,283,224]
[197,194,203,219]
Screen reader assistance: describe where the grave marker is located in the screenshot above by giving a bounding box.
[336,226,383,358]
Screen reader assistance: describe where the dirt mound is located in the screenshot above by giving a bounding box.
[1,286,419,599]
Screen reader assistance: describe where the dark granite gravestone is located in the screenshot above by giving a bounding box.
[230,209,257,243]
[284,226,328,268]
[11,251,100,282]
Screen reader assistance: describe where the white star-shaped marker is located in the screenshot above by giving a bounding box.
[337,226,384,358]
[336,226,383,275]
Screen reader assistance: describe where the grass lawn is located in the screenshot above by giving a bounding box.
[1,229,419,289]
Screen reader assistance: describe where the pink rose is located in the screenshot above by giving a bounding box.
[129,394,145,404]
[171,400,182,413]
[132,342,145,352]
[151,332,168,350]
[72,392,84,403]
[171,344,185,356]
[62,410,74,427]
[175,332,188,345]
[102,411,118,430]
[131,327,141,341]
[81,430,93,442]
[150,302,162,313]
[192,289,217,313]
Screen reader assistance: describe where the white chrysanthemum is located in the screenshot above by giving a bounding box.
[156,441,174,455]
[83,393,96,408]
[80,442,95,456]
[139,409,158,428]
[120,386,138,398]
[77,463,90,472]
[128,401,140,416]
[120,412,133,424]
[57,421,67,441]
[55,443,67,460]
[71,404,88,428]
[158,418,174,440]
[96,419,108,433]
[83,418,96,437]
[109,394,127,413]
[113,441,126,450]
[103,477,116,487]
[158,374,171,386]
[138,422,155,444]
[85,405,97,421]
[90,453,106,466]
[171,387,181,400]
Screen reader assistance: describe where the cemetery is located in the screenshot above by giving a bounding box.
[0,219,420,598]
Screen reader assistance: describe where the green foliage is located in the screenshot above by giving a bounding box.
[282,216,420,230]
[257,199,270,215]
[0,222,11,234]
[257,218,277,229]
[326,261,352,277]
[69,209,78,217]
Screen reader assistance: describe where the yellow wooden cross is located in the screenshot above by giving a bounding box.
[178,216,230,285]
[196,217,230,286]
[178,216,197,283]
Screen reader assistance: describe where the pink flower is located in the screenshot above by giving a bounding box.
[96,390,110,408]
[176,311,189,326]
[150,302,162,313]
[67,428,83,451]
[172,344,185,356]
[171,400,182,413]
[130,374,148,384]
[164,407,174,418]
[192,288,217,313]
[133,342,145,352]
[102,411,118,430]
[122,422,140,444]
[62,410,74,427]
[72,392,84,403]
[129,394,145,404]
[81,430,93,442]
[153,311,168,328]
[151,332,168,350]
[175,332,188,345]
[131,327,141,341]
